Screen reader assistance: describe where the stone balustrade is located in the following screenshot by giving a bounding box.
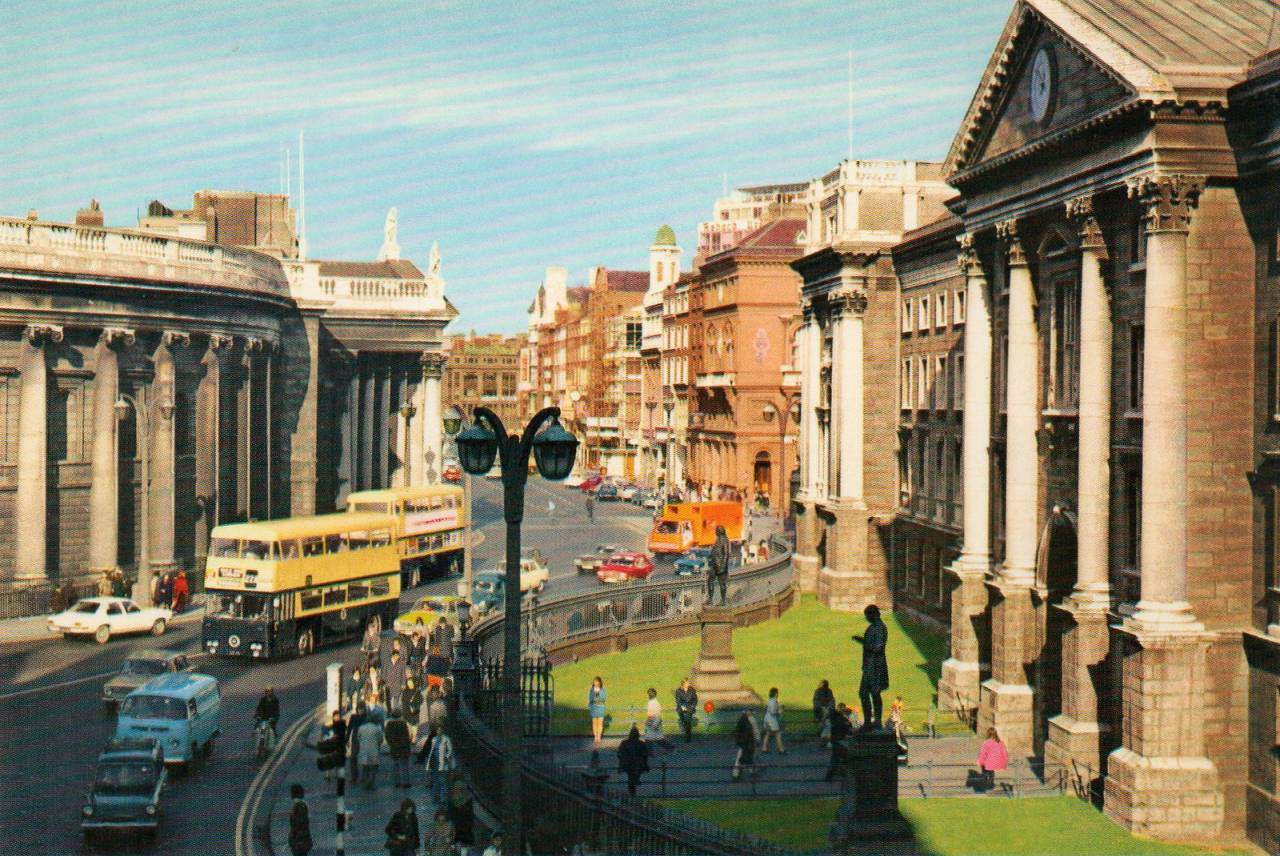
[0,217,289,298]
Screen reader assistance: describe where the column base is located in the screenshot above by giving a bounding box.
[817,503,889,612]
[793,553,820,594]
[977,680,1034,754]
[938,658,982,722]
[1045,599,1111,777]
[1045,715,1102,783]
[1104,748,1223,840]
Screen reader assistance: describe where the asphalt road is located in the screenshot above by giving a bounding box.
[0,476,655,855]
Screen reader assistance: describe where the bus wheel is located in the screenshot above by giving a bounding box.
[297,628,314,657]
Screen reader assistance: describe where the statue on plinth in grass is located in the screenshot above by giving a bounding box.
[853,603,889,731]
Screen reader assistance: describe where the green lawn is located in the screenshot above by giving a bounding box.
[550,594,963,736]
[663,797,1249,856]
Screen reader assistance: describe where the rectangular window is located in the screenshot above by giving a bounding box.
[371,577,391,598]
[955,288,966,324]
[1129,323,1144,411]
[300,589,323,611]
[935,293,947,329]
[347,581,370,602]
[1051,275,1080,408]
[955,353,964,411]
[918,296,930,332]
[900,361,910,410]
[920,357,931,409]
[902,299,913,334]
[323,587,347,606]
[936,355,947,411]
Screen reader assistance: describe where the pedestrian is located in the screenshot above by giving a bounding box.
[438,620,455,663]
[853,604,890,730]
[824,703,854,781]
[616,725,649,796]
[977,727,1008,793]
[150,572,162,608]
[643,687,663,741]
[386,648,407,707]
[50,583,69,615]
[400,678,423,730]
[739,541,749,567]
[674,678,698,743]
[288,783,312,856]
[357,713,384,790]
[156,572,173,609]
[707,525,731,606]
[585,494,594,523]
[813,679,835,740]
[588,677,607,745]
[447,771,476,854]
[424,807,455,856]
[747,542,758,564]
[425,644,449,693]
[421,724,456,806]
[349,666,366,712]
[111,570,127,598]
[366,664,383,708]
[482,832,503,856]
[98,570,113,598]
[384,798,421,856]
[325,709,348,784]
[760,687,785,754]
[731,710,758,780]
[757,539,769,561]
[385,711,413,789]
[409,629,427,673]
[426,686,448,730]
[172,569,190,613]
[347,702,367,785]
[889,695,907,744]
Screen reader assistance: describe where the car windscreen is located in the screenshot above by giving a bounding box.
[94,762,158,795]
[73,601,101,614]
[120,695,187,720]
[656,521,679,534]
[473,580,497,593]
[416,600,446,613]
[122,659,167,676]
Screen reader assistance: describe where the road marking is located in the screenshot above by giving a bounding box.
[235,702,322,856]
[0,651,209,702]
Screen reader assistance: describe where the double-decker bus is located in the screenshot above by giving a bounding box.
[345,485,467,588]
[201,512,400,659]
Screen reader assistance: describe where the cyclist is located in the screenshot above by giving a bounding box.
[254,686,281,750]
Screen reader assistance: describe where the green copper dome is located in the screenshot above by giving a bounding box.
[654,224,677,246]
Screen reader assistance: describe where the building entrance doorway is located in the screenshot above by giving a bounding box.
[754,452,772,508]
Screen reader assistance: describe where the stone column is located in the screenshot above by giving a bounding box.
[377,365,391,488]
[979,219,1037,753]
[793,304,821,591]
[337,358,356,504]
[1104,174,1222,841]
[421,353,446,484]
[940,235,992,717]
[13,324,62,584]
[195,335,231,559]
[149,333,184,575]
[360,361,376,491]
[288,314,321,517]
[1047,197,1112,775]
[819,288,883,612]
[88,328,134,576]
[408,370,424,487]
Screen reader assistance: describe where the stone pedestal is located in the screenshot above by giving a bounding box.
[690,607,761,709]
[978,579,1036,753]
[829,729,916,856]
[793,498,820,594]
[1103,626,1223,840]
[1045,600,1110,778]
[818,504,888,612]
[938,560,988,719]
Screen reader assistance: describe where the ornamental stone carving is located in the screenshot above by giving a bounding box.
[1126,173,1205,234]
[421,352,447,378]
[161,330,191,348]
[1067,194,1109,261]
[208,333,235,351]
[996,218,1027,266]
[957,232,985,277]
[100,327,136,348]
[830,289,869,317]
[24,324,64,345]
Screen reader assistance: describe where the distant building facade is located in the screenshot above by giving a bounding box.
[442,332,524,430]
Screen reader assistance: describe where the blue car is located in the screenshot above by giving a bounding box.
[674,547,712,577]
[82,737,167,842]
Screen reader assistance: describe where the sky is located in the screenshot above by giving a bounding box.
[0,1,1012,333]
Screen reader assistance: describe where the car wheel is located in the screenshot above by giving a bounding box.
[150,618,167,636]
[297,627,314,657]
[94,624,111,644]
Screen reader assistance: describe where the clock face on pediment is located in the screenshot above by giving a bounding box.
[967,29,1130,169]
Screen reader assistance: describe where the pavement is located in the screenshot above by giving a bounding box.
[542,731,1056,800]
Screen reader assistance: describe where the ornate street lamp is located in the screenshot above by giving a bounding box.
[455,405,577,855]
[443,404,474,599]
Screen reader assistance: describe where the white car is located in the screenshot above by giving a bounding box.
[496,552,550,593]
[562,473,585,488]
[48,597,173,644]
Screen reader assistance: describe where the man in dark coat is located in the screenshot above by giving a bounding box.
[384,799,420,856]
[674,679,698,743]
[384,713,413,788]
[707,525,731,606]
[288,783,312,856]
[853,604,889,730]
[616,725,650,796]
[824,703,854,781]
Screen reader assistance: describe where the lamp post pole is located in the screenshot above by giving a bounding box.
[443,405,474,599]
[455,405,576,856]
[116,391,151,607]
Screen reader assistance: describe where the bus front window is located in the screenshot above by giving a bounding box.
[211,538,239,558]
[208,592,271,620]
[242,540,272,560]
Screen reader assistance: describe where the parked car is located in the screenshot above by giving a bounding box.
[596,552,655,584]
[595,483,620,502]
[81,737,167,842]
[115,673,221,766]
[394,594,467,635]
[575,544,619,575]
[103,650,194,708]
[632,489,662,510]
[442,461,462,483]
[674,546,713,577]
[49,597,173,644]
[617,483,640,501]
[580,475,604,493]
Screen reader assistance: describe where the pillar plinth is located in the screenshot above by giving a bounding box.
[939,559,989,717]
[690,606,760,709]
[792,496,820,593]
[978,577,1036,754]
[817,502,885,612]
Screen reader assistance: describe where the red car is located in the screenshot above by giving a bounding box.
[580,475,605,493]
[442,463,462,483]
[596,552,655,584]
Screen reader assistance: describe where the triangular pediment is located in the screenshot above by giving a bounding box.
[945,1,1151,178]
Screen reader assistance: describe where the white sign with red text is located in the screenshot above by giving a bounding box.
[404,508,459,536]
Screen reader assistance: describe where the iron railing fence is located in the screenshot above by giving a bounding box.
[470,533,794,662]
[452,701,796,856]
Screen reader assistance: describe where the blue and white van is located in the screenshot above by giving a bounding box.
[116,673,221,766]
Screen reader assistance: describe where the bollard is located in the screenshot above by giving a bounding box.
[326,663,344,717]
[335,765,346,855]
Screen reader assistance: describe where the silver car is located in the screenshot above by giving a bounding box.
[102,650,193,708]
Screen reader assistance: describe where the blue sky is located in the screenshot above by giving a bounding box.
[0,1,1011,333]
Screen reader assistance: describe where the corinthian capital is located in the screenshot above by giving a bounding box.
[1066,194,1108,261]
[829,289,868,317]
[100,327,136,348]
[208,333,235,351]
[421,352,447,378]
[996,219,1026,266]
[1126,173,1205,234]
[957,232,985,277]
[24,324,63,345]
[161,330,191,348]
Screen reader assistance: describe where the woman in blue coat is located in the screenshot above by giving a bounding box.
[588,676,607,746]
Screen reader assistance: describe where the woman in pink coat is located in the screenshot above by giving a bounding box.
[977,727,1008,792]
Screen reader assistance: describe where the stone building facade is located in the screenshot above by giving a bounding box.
[0,196,453,592]
[919,0,1280,845]
[687,218,804,510]
[791,159,953,611]
[639,227,682,489]
[442,333,523,430]
[890,214,966,627]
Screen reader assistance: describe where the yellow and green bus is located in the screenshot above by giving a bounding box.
[201,512,400,659]
[345,484,468,588]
